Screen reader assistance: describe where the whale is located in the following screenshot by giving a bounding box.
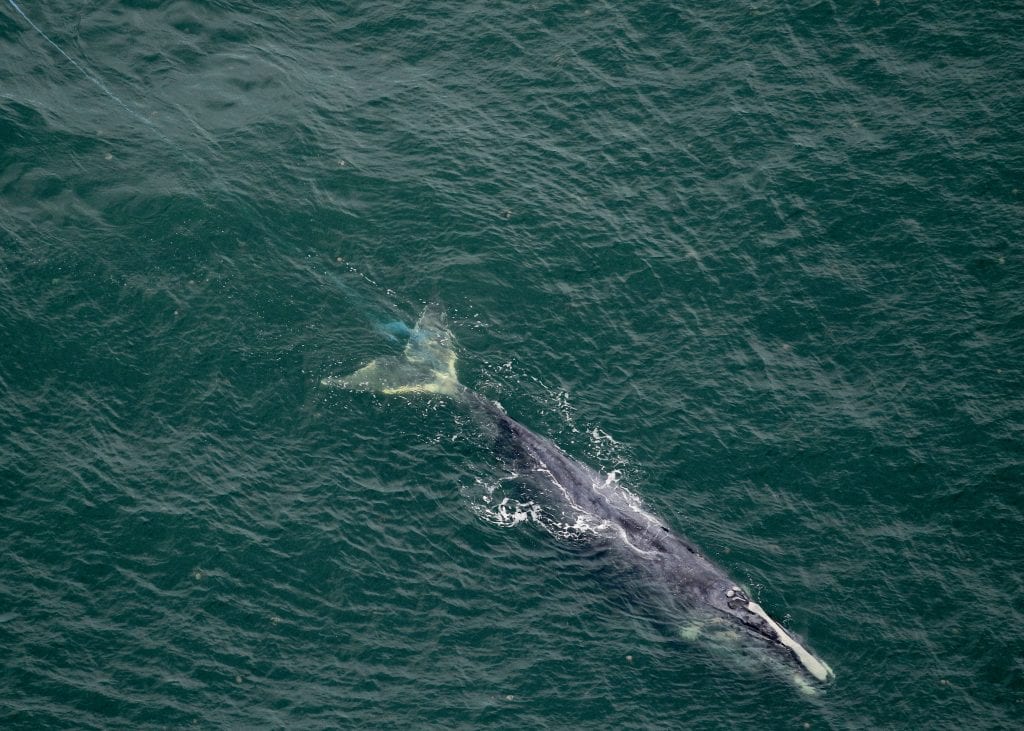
[322,304,834,688]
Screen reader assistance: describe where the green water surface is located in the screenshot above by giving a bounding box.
[1,2,1022,728]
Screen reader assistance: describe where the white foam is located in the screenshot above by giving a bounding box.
[495,497,539,527]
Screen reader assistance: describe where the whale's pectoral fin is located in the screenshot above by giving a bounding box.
[745,601,834,683]
[321,304,461,397]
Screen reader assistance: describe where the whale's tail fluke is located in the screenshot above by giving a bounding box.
[321,304,462,397]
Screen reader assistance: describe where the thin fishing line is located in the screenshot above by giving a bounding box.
[8,0,389,321]
[318,262,412,331]
[5,0,172,144]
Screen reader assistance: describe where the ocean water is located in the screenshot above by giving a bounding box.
[2,1,1022,728]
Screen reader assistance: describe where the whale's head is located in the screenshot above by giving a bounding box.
[703,581,834,684]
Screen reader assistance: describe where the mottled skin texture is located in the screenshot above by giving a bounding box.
[464,387,830,683]
[324,305,831,685]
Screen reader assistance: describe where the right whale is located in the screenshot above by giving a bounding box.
[322,304,835,690]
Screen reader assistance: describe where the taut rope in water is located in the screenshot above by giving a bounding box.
[5,0,169,141]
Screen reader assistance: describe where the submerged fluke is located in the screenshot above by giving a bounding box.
[321,304,461,396]
[322,304,835,689]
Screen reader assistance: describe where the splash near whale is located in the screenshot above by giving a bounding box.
[322,304,834,689]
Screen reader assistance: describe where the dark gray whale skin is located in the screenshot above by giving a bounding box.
[461,387,834,685]
[322,304,833,686]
